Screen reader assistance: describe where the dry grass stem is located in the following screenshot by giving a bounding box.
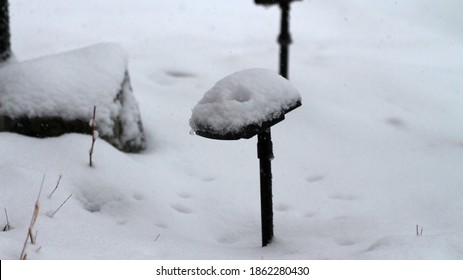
[19,175,45,260]
[416,225,424,236]
[3,208,11,231]
[28,228,35,244]
[48,174,63,199]
[89,106,97,167]
[48,194,73,218]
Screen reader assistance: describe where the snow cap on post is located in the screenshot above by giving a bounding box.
[189,68,301,140]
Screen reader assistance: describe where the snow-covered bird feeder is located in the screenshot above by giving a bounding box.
[190,68,301,247]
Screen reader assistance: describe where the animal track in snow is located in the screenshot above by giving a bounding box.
[385,117,408,130]
[165,70,197,79]
[306,175,325,183]
[216,234,239,245]
[155,222,168,229]
[202,176,216,182]
[170,203,193,214]
[275,203,290,212]
[329,193,359,201]
[132,192,145,201]
[177,192,193,199]
[303,211,316,218]
[335,238,356,246]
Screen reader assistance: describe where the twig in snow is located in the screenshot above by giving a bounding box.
[154,233,161,242]
[20,175,45,260]
[47,194,73,218]
[3,208,11,231]
[416,225,424,236]
[29,229,38,245]
[28,228,36,245]
[48,174,63,199]
[20,253,27,260]
[89,105,98,167]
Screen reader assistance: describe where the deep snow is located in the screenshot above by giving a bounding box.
[1,0,463,259]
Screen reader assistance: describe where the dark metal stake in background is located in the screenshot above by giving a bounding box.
[278,0,292,79]
[255,0,299,247]
[0,0,12,62]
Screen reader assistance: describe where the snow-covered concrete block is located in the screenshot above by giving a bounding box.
[0,43,145,152]
[190,68,301,140]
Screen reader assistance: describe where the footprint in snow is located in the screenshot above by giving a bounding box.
[170,203,193,214]
[165,70,197,79]
[303,211,316,218]
[216,234,239,245]
[386,117,408,130]
[155,222,168,229]
[329,193,359,201]
[275,203,290,212]
[177,192,193,199]
[132,192,145,201]
[335,238,356,246]
[306,175,325,183]
[202,176,216,182]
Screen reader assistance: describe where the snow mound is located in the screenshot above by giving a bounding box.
[189,68,301,137]
[0,43,126,122]
[0,43,145,152]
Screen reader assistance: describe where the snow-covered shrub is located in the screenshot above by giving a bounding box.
[0,43,145,152]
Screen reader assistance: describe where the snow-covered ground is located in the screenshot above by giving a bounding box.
[1,0,463,259]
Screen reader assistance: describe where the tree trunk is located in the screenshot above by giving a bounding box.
[0,0,11,62]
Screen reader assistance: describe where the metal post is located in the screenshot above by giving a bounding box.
[255,0,296,247]
[278,0,292,79]
[0,0,11,62]
[257,128,274,247]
